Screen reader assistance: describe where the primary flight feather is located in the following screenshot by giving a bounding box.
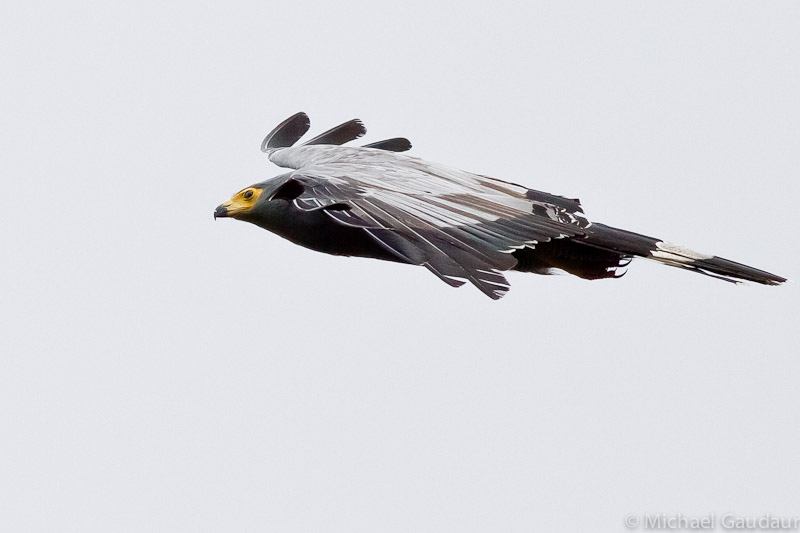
[214,112,785,299]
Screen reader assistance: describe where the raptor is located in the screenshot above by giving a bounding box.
[215,112,785,299]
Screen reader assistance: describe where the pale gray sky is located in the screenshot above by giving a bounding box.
[1,1,798,531]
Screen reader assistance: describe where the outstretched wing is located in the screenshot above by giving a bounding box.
[284,159,590,299]
[261,112,413,155]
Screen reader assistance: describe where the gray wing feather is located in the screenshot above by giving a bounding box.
[288,158,589,299]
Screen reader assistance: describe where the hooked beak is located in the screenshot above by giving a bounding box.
[214,203,230,219]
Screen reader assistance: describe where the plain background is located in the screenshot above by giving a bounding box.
[1,1,798,531]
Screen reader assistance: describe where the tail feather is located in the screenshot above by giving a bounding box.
[583,223,786,285]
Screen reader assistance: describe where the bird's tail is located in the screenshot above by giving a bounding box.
[582,223,786,285]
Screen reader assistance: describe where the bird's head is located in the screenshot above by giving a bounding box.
[214,185,267,220]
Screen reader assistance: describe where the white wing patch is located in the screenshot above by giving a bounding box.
[651,241,713,262]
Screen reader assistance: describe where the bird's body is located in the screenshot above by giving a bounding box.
[234,173,403,263]
[215,112,785,299]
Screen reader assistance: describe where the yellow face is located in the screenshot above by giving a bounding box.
[215,187,264,219]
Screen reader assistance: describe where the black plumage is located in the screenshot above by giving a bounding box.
[301,118,366,146]
[362,138,413,152]
[217,112,786,299]
[260,112,310,152]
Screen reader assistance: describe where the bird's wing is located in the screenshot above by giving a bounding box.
[282,159,589,299]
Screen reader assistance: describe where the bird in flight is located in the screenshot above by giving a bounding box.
[215,112,785,299]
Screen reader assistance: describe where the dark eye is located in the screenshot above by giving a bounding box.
[243,190,254,199]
